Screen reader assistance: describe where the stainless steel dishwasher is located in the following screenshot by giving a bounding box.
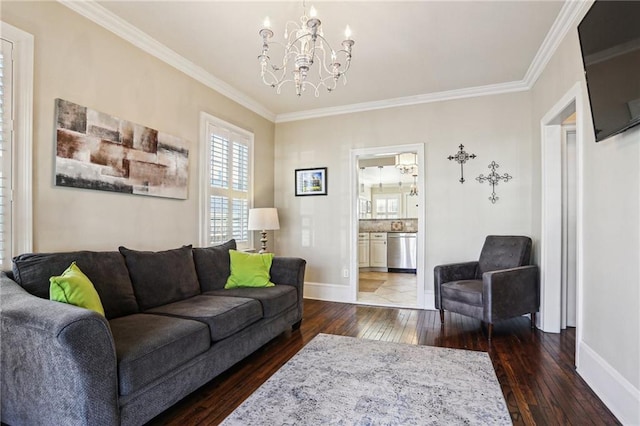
[387,232,417,272]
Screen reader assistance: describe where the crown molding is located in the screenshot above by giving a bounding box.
[58,0,591,125]
[275,80,529,123]
[279,0,593,123]
[58,0,276,122]
[523,0,594,89]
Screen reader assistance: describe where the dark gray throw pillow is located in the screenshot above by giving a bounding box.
[192,239,236,292]
[12,250,139,319]
[119,245,200,310]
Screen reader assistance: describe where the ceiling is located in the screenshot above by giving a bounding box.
[72,1,572,121]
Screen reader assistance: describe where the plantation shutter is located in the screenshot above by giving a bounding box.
[0,39,14,269]
[208,126,251,246]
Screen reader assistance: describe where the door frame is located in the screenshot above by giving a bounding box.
[349,144,426,308]
[540,82,585,367]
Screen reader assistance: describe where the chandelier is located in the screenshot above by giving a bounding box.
[395,153,418,175]
[409,171,418,197]
[258,3,354,97]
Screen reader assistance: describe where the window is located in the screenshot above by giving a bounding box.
[0,38,13,266]
[372,193,400,219]
[200,112,253,248]
[0,22,33,269]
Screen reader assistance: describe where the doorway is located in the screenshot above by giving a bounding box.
[350,144,426,309]
[540,82,584,366]
[562,124,577,328]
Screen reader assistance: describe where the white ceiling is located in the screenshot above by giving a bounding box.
[69,1,572,121]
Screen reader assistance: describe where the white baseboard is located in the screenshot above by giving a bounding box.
[303,282,353,303]
[577,341,640,425]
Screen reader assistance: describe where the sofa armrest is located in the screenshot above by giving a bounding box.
[1,273,119,426]
[433,261,478,308]
[482,265,539,322]
[270,257,306,289]
[270,257,306,321]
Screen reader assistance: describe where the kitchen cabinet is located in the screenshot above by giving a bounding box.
[358,233,370,267]
[369,232,387,268]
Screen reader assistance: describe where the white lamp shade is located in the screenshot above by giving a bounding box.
[395,152,417,169]
[248,208,280,231]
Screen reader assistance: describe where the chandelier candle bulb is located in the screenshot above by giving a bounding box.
[263,17,271,29]
[345,25,352,39]
[309,6,317,18]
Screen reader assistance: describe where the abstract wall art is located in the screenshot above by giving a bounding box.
[54,99,189,199]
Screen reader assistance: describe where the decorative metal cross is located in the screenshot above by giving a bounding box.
[476,161,512,204]
[447,144,476,183]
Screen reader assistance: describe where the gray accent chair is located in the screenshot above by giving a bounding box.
[434,235,539,340]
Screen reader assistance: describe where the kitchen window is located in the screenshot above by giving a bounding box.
[372,193,400,219]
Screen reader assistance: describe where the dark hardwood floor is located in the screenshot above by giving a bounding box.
[147,299,620,425]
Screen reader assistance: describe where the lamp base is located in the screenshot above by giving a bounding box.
[259,230,268,253]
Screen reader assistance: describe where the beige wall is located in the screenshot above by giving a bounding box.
[4,0,637,417]
[531,28,640,408]
[2,1,275,252]
[275,92,534,304]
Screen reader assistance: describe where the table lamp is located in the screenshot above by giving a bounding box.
[248,208,280,253]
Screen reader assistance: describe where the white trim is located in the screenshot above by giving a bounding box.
[58,0,276,123]
[540,82,585,368]
[350,144,426,309]
[57,0,589,124]
[540,123,563,333]
[0,22,33,257]
[276,81,528,123]
[199,112,255,248]
[198,113,211,248]
[303,282,351,302]
[523,0,593,89]
[578,341,640,425]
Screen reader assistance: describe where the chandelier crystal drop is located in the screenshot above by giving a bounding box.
[258,2,355,97]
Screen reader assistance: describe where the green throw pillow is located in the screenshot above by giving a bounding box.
[50,262,105,316]
[225,250,275,289]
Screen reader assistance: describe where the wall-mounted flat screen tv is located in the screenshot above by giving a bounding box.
[578,0,640,142]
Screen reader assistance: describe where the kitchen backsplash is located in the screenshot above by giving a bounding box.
[359,219,418,233]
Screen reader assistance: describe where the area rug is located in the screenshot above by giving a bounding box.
[221,333,511,425]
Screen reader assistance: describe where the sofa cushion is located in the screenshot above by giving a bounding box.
[12,251,138,319]
[49,262,105,316]
[192,239,236,292]
[145,295,263,341]
[203,285,297,318]
[440,280,483,306]
[225,250,275,289]
[119,245,200,310]
[109,313,210,396]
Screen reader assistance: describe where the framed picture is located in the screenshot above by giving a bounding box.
[295,167,327,196]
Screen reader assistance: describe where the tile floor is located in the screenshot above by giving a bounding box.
[357,270,418,308]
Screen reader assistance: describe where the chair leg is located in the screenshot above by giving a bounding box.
[487,323,493,340]
[439,309,444,324]
[530,312,536,329]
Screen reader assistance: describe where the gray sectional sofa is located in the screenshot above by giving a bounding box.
[0,240,306,426]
